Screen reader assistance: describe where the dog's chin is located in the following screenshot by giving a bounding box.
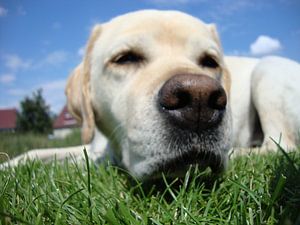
[147,146,227,180]
[157,146,225,177]
[132,127,230,181]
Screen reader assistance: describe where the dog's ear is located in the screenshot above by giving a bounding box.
[222,67,231,97]
[65,63,84,124]
[207,23,222,49]
[65,25,102,144]
[207,24,231,95]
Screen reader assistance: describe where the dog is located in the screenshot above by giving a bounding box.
[3,10,300,180]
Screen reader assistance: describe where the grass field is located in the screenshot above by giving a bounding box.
[0,133,299,224]
[0,130,81,162]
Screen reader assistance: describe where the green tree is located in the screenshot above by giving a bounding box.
[17,89,53,134]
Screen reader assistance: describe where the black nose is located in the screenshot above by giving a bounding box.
[158,74,227,131]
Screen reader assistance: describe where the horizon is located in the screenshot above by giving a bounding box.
[0,0,299,113]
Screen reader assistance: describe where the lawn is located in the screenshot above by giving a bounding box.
[0,134,299,224]
[0,130,81,162]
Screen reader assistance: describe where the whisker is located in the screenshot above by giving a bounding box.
[108,122,126,145]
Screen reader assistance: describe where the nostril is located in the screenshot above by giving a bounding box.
[173,91,191,109]
[159,89,192,110]
[208,89,227,110]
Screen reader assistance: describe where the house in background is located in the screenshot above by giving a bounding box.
[0,108,17,132]
[0,106,79,137]
[53,105,79,139]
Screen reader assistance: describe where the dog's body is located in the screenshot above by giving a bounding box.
[226,56,300,149]
[3,10,300,180]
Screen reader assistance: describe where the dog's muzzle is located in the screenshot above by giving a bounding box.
[158,74,227,132]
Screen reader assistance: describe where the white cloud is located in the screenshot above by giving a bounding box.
[0,6,8,17]
[2,54,32,71]
[0,74,15,84]
[250,35,282,56]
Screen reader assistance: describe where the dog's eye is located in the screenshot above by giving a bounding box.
[112,51,144,65]
[199,55,219,69]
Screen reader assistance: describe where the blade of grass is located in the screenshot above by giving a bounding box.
[270,174,286,205]
[265,173,286,218]
[104,207,122,225]
[0,176,10,198]
[161,173,178,201]
[270,137,299,172]
[229,179,260,206]
[83,147,93,224]
[60,188,84,208]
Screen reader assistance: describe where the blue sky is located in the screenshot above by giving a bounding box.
[0,0,299,114]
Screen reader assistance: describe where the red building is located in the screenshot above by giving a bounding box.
[0,108,17,132]
[53,105,79,138]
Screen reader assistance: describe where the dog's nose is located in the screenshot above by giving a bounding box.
[158,74,227,131]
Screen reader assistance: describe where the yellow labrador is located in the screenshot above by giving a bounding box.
[4,10,300,180]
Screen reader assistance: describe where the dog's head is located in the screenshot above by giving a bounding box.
[66,10,232,180]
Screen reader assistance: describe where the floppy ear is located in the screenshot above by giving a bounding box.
[65,63,84,124]
[65,25,102,144]
[222,67,231,98]
[207,24,231,95]
[207,23,222,49]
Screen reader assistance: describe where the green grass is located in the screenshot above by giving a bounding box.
[1,145,299,224]
[0,130,81,162]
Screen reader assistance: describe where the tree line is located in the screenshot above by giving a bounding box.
[16,89,53,134]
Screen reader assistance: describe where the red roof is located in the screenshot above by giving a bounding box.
[53,105,78,129]
[0,108,17,130]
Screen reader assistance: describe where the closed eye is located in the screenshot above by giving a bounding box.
[199,54,219,69]
[111,51,145,65]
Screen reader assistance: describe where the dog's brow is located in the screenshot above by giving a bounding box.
[205,47,221,57]
[105,35,152,55]
[102,38,153,69]
[188,36,220,54]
